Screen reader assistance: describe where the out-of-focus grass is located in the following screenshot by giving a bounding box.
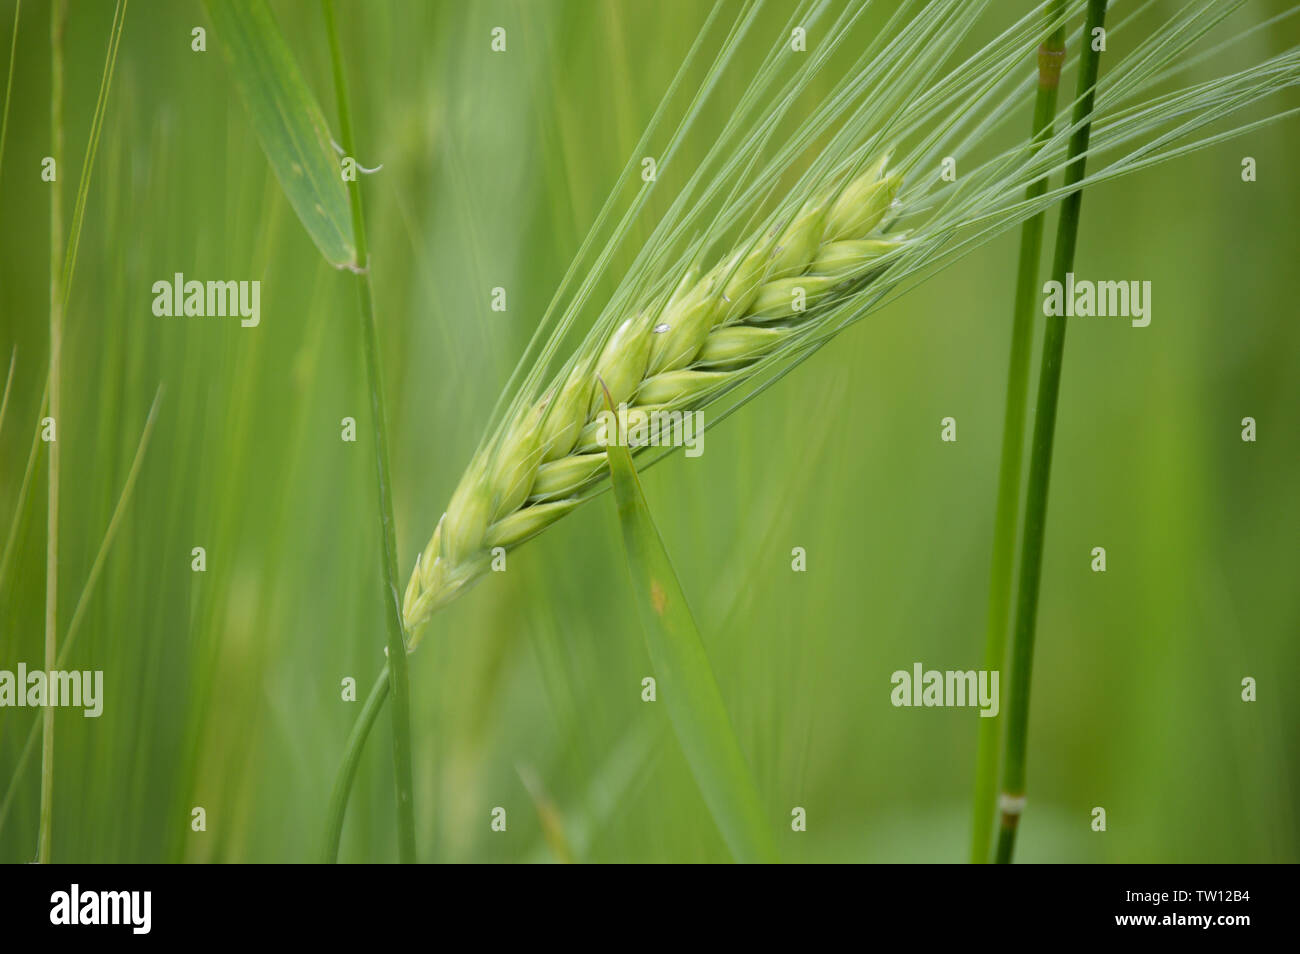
[0,1,1296,863]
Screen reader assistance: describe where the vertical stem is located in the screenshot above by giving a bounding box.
[970,3,1066,865]
[995,0,1108,864]
[322,0,417,864]
[38,0,66,866]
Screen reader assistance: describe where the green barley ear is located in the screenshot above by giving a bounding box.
[484,499,578,549]
[538,366,592,462]
[395,0,1300,647]
[440,457,493,567]
[530,451,609,501]
[666,261,702,307]
[574,405,656,453]
[824,156,900,242]
[647,276,717,376]
[716,231,779,322]
[403,517,443,624]
[487,402,544,520]
[636,369,730,406]
[813,237,907,278]
[747,275,836,322]
[401,152,908,639]
[587,310,654,417]
[769,196,830,279]
[695,325,792,368]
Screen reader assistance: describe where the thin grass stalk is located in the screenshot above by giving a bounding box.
[321,0,417,865]
[2,1,123,604]
[0,0,19,184]
[59,0,127,311]
[0,348,15,436]
[0,389,161,837]
[38,0,67,865]
[0,387,47,600]
[969,0,1066,866]
[995,0,1108,865]
[321,666,390,862]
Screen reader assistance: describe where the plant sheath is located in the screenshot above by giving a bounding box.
[995,0,1108,864]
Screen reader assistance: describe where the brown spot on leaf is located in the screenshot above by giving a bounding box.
[650,579,667,616]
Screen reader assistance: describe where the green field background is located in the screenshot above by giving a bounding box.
[1,0,1297,863]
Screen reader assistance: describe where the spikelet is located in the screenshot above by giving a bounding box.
[402,157,905,636]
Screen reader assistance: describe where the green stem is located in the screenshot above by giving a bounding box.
[37,0,66,866]
[970,3,1066,865]
[322,0,417,864]
[995,0,1108,865]
[321,666,391,862]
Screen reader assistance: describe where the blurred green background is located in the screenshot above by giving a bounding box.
[1,0,1297,863]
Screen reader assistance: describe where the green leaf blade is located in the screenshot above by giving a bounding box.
[604,425,778,864]
[204,0,355,268]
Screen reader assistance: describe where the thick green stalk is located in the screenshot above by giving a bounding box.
[38,0,66,866]
[321,666,390,862]
[322,0,417,864]
[995,0,1108,864]
[969,5,1066,865]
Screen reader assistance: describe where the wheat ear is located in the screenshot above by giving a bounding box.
[402,155,904,637]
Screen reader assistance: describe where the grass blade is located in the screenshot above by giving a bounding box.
[0,387,162,838]
[203,0,356,268]
[0,0,20,185]
[0,384,47,598]
[602,385,778,864]
[60,0,126,308]
[38,0,67,865]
